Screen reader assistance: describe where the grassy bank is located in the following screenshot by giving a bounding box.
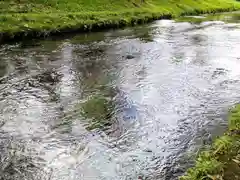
[180,105,240,180]
[0,0,240,43]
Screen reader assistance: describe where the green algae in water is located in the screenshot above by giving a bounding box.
[80,94,115,130]
[54,93,115,132]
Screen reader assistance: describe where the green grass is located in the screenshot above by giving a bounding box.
[0,0,240,42]
[180,104,240,180]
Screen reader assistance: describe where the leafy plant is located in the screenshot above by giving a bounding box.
[180,151,224,180]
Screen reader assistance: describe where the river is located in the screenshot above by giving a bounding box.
[1,12,240,180]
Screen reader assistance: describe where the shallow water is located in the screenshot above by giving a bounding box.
[1,12,240,180]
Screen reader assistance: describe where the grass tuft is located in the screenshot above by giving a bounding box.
[180,104,240,180]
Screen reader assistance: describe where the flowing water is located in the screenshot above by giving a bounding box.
[1,12,240,180]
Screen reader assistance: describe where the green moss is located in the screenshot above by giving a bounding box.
[180,105,240,180]
[0,0,240,42]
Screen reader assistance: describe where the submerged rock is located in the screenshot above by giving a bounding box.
[125,55,135,59]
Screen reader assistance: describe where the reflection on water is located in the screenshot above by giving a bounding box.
[176,11,240,24]
[1,13,240,180]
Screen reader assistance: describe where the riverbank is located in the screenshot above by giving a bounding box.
[1,0,240,43]
[180,105,240,180]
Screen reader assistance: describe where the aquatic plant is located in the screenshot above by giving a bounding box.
[80,94,115,130]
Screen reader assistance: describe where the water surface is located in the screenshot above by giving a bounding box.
[1,12,240,180]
